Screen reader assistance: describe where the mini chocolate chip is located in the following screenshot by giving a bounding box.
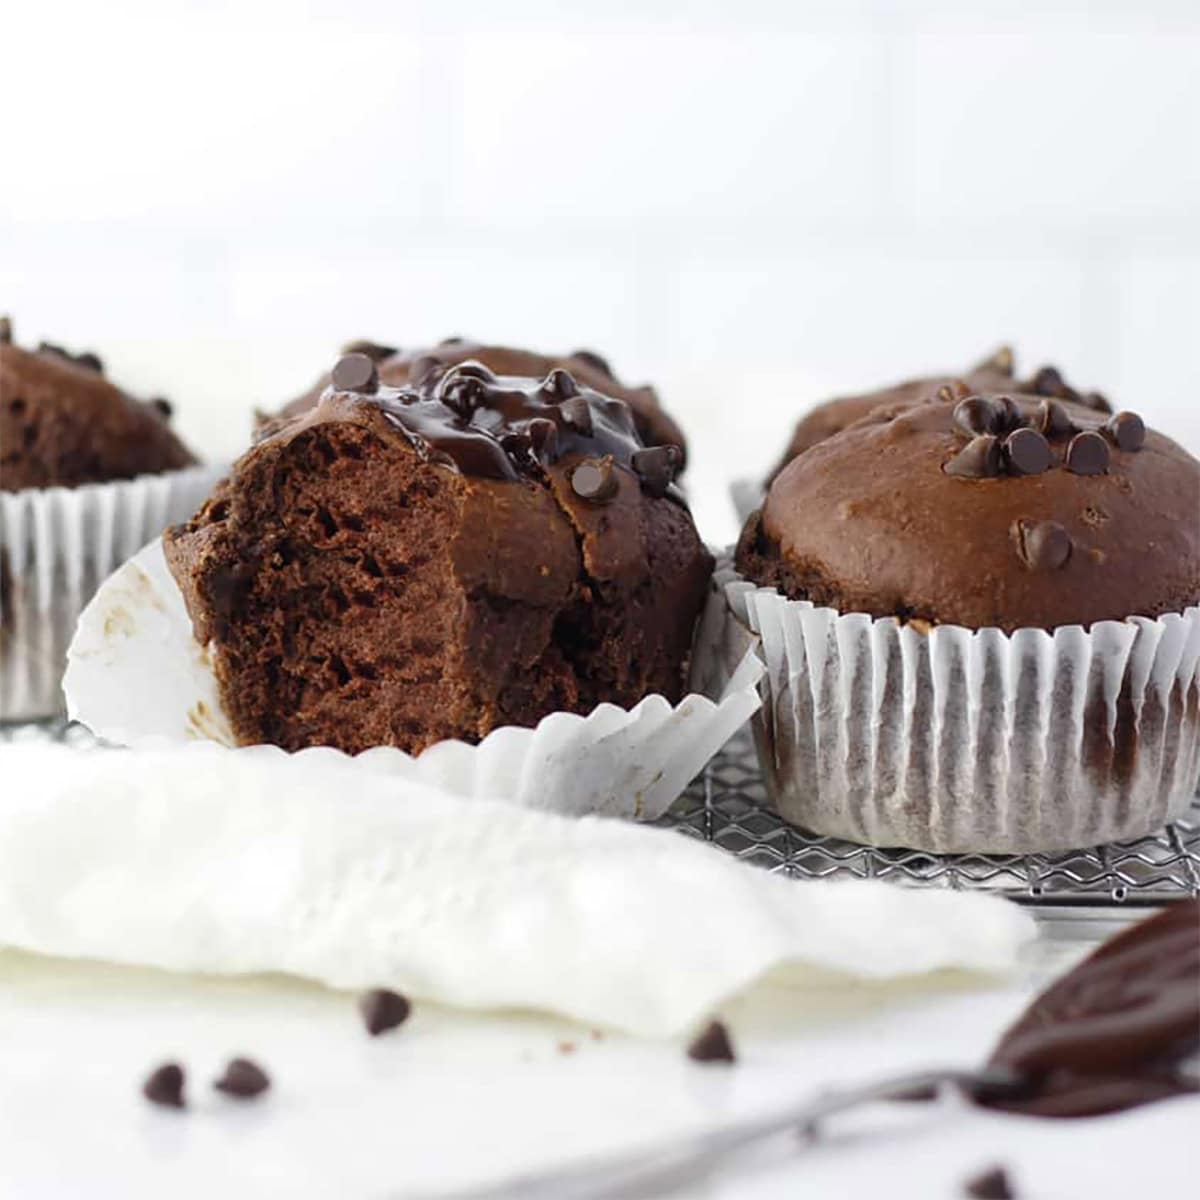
[359,988,412,1036]
[1106,410,1145,452]
[149,396,173,419]
[441,373,488,418]
[964,1165,1015,1199]
[686,1020,736,1064]
[945,434,1002,478]
[331,352,379,394]
[1032,397,1075,438]
[526,417,558,460]
[340,339,398,362]
[439,335,465,345]
[994,394,1024,431]
[976,344,1014,377]
[1064,430,1110,475]
[213,1057,270,1099]
[559,394,594,435]
[0,316,11,344]
[570,349,614,378]
[953,396,1000,437]
[935,379,972,405]
[37,341,71,361]
[571,457,618,502]
[1004,427,1052,475]
[447,360,495,383]
[1082,390,1112,414]
[542,367,579,400]
[1014,519,1071,572]
[1029,365,1067,398]
[631,444,681,497]
[142,1062,186,1109]
[73,350,104,373]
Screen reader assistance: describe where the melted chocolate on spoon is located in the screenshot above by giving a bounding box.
[977,899,1200,1118]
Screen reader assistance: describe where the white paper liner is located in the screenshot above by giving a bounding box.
[0,741,1036,1036]
[0,465,226,720]
[64,540,763,821]
[716,558,1200,853]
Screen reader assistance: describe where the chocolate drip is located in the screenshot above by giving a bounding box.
[326,358,682,501]
[978,901,1200,1118]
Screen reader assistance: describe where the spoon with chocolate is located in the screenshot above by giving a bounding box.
[420,901,1199,1200]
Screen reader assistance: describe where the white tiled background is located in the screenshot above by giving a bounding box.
[3,0,1198,542]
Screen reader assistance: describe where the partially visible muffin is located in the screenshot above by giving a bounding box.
[742,390,1199,632]
[0,319,195,491]
[274,336,689,469]
[766,348,1112,484]
[166,355,712,755]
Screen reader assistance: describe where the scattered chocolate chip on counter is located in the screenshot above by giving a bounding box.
[142,1062,186,1109]
[964,1164,1016,1199]
[213,1057,271,1100]
[686,1020,736,1064]
[359,988,412,1037]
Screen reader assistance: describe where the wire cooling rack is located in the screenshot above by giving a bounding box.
[665,729,1200,906]
[5,718,1198,907]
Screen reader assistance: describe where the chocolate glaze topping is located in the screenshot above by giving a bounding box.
[325,356,683,501]
[979,900,1200,1118]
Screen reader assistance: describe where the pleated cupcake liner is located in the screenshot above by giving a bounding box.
[0,465,226,720]
[712,556,1200,853]
[62,539,763,820]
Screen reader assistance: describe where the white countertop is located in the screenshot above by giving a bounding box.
[1,909,1193,1199]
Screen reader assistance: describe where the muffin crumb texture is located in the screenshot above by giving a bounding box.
[165,359,711,755]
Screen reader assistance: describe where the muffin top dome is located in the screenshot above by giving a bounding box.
[738,387,1200,632]
[766,348,1112,484]
[276,336,689,469]
[0,318,196,491]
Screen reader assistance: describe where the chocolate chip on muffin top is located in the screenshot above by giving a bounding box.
[738,393,1200,633]
[276,337,689,469]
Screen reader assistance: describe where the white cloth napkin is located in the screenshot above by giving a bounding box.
[0,743,1034,1036]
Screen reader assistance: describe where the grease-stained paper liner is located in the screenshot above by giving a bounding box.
[0,466,226,721]
[717,559,1200,853]
[0,741,1035,1036]
[64,540,763,820]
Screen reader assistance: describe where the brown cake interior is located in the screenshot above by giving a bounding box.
[167,367,711,755]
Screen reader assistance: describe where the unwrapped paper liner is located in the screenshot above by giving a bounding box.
[0,742,1035,1036]
[0,465,225,720]
[717,557,1200,853]
[63,540,763,820]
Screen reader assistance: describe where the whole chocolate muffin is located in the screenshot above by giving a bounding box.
[742,390,1199,632]
[0,319,195,490]
[275,336,689,469]
[766,348,1111,484]
[732,387,1200,852]
[166,355,712,755]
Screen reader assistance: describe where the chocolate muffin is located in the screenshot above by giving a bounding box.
[731,385,1200,852]
[0,319,195,490]
[766,348,1111,484]
[165,355,712,755]
[741,390,1199,632]
[275,337,688,469]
